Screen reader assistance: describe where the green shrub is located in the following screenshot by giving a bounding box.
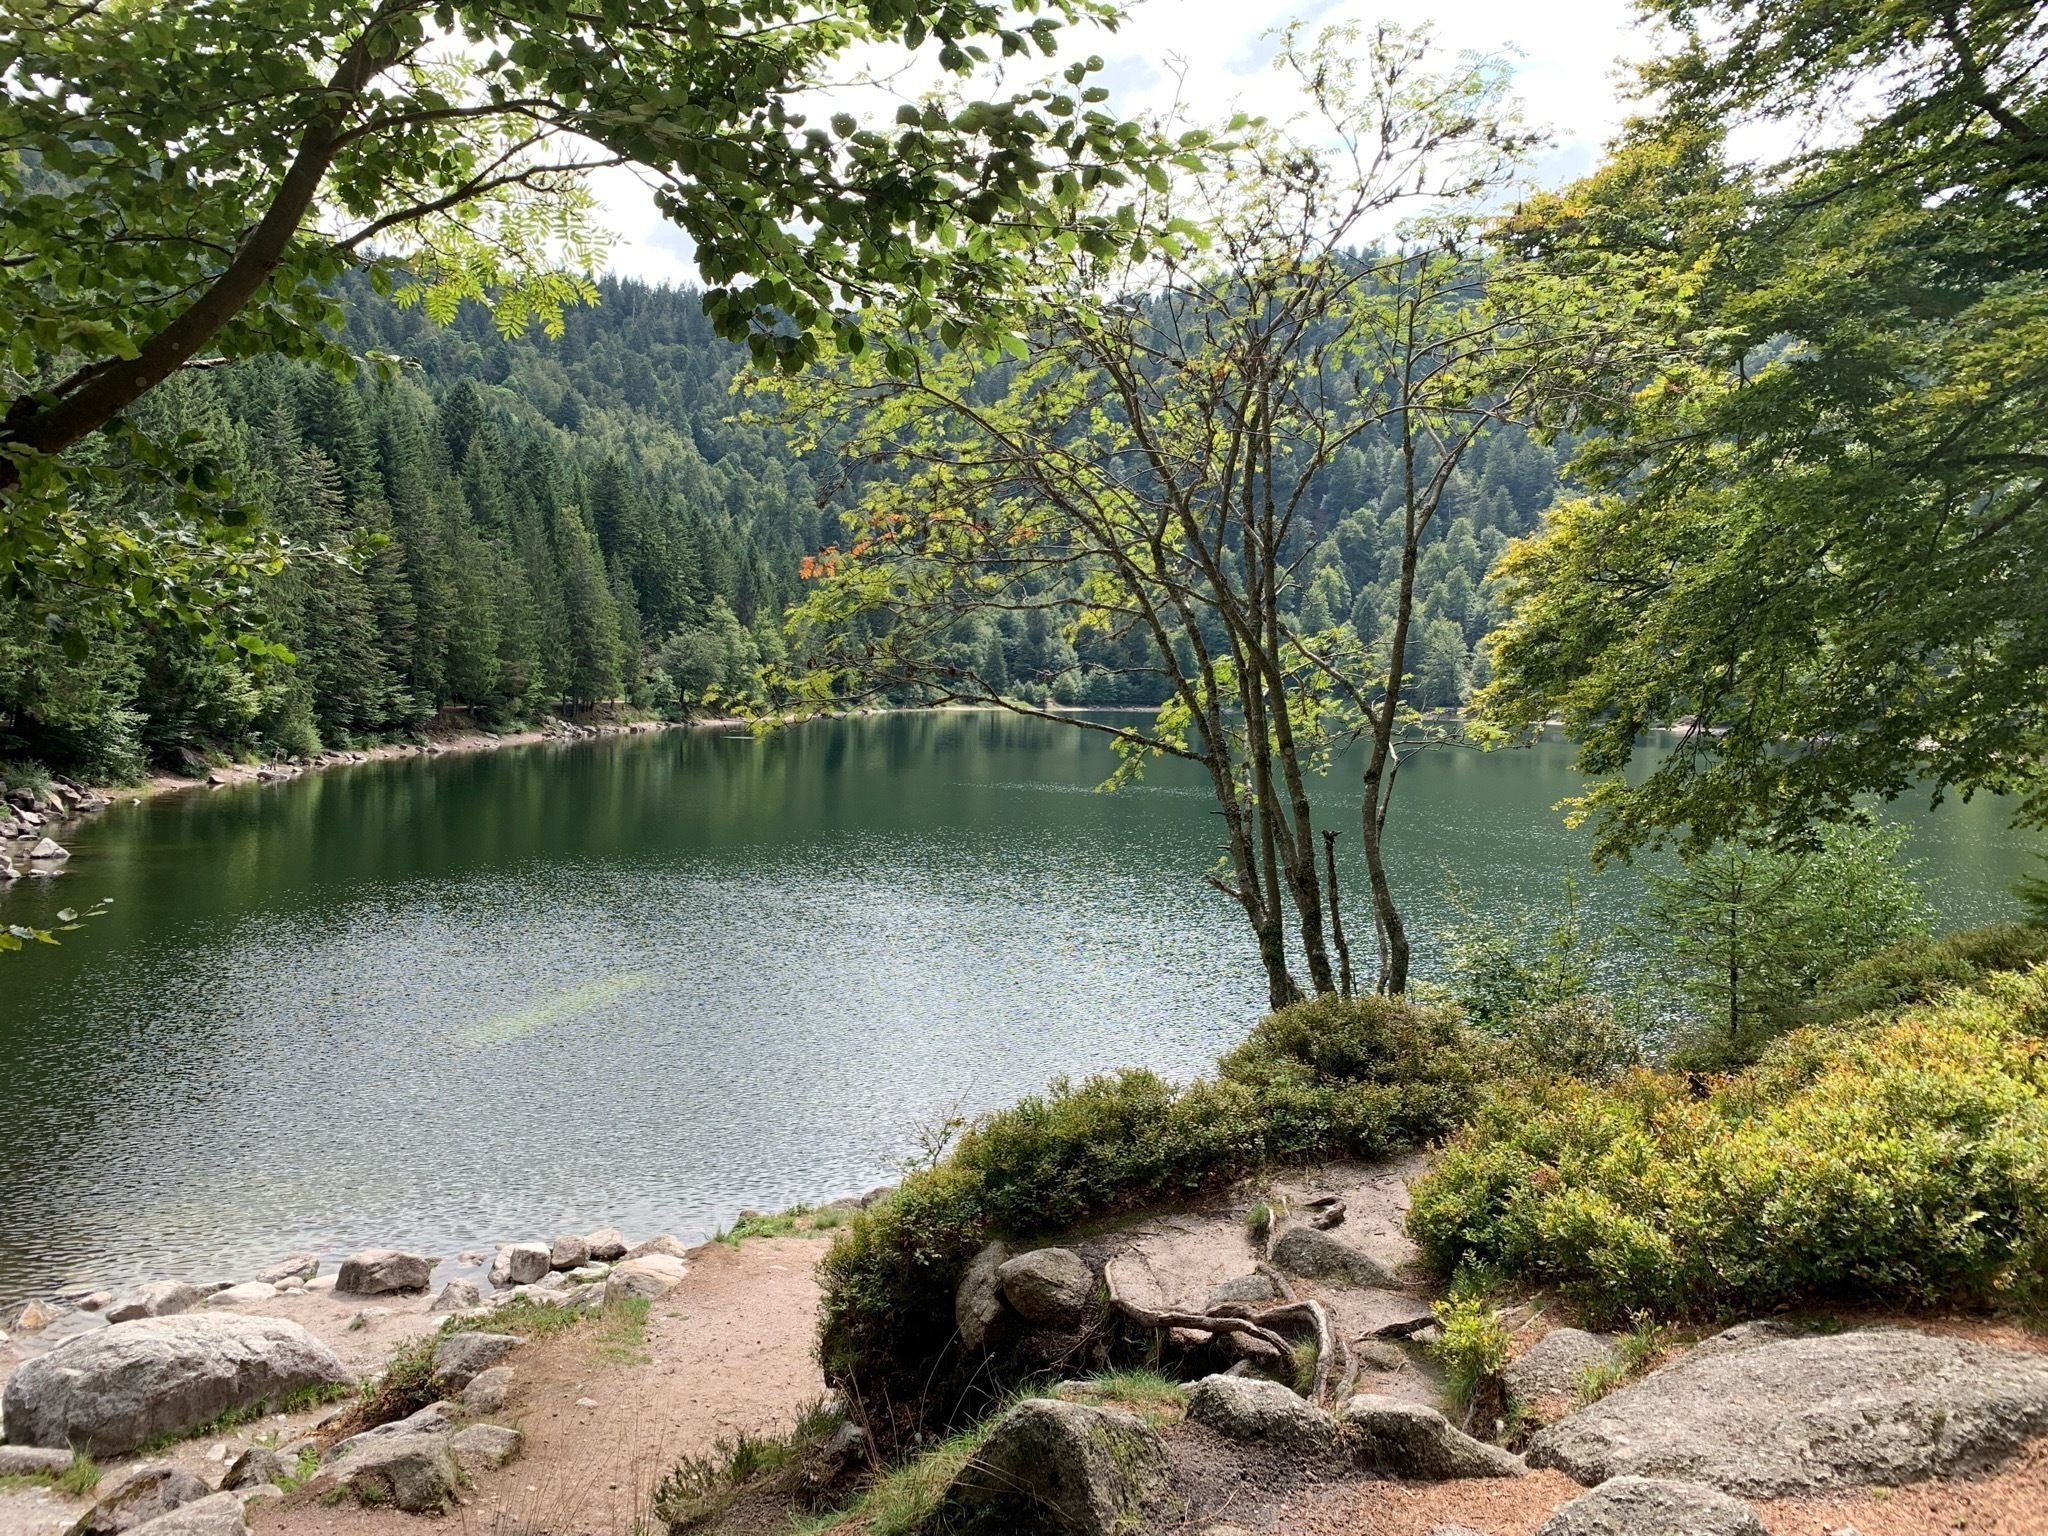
[1429,1293,1510,1415]
[1501,994,1642,1081]
[817,995,1483,1440]
[1804,922,2048,1027]
[1408,966,2048,1325]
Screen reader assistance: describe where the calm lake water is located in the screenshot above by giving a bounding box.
[0,714,2036,1305]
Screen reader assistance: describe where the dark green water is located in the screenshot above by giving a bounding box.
[0,714,2035,1305]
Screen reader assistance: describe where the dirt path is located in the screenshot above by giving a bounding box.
[0,1238,827,1536]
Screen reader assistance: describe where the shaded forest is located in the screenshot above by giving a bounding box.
[1,275,1561,779]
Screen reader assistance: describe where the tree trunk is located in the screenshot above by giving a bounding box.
[1322,829,1354,998]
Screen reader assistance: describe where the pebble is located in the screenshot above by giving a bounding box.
[575,1397,598,1409]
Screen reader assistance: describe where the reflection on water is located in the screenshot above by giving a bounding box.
[0,714,2035,1304]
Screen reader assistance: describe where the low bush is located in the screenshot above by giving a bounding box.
[1803,922,2048,1027]
[817,994,1485,1440]
[1408,966,2048,1325]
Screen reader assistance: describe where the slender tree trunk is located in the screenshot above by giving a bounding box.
[1322,829,1354,998]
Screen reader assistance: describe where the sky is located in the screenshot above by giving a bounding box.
[590,0,1655,287]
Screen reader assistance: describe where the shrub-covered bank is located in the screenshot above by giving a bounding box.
[816,994,1485,1435]
[1408,964,2048,1323]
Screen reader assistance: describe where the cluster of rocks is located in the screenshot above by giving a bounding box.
[1,1224,688,1346]
[923,1323,2048,1536]
[1,1317,534,1535]
[1,778,109,881]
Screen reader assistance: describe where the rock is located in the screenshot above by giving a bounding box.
[1270,1226,1395,1288]
[548,1235,590,1271]
[204,1283,276,1308]
[798,1420,870,1498]
[0,1446,76,1476]
[104,1281,202,1324]
[603,1254,686,1303]
[488,1242,550,1288]
[1340,1395,1528,1479]
[3,1314,353,1456]
[621,1234,690,1262]
[231,1489,281,1516]
[585,1228,627,1262]
[28,837,69,861]
[1185,1375,1343,1457]
[995,1248,1097,1327]
[1353,1339,1410,1373]
[1427,1527,1492,1536]
[567,1263,610,1284]
[1527,1327,2048,1497]
[324,1404,456,1462]
[1681,1319,1803,1362]
[1507,1328,1625,1401]
[430,1278,482,1312]
[77,1292,114,1312]
[220,1448,287,1491]
[461,1366,514,1414]
[1535,1475,1766,1535]
[303,1276,336,1294]
[14,1298,63,1330]
[336,1249,430,1295]
[431,1330,518,1391]
[65,1465,211,1536]
[255,1254,319,1287]
[115,1493,248,1536]
[929,1398,1174,1536]
[954,1241,1012,1352]
[1205,1274,1277,1309]
[448,1424,522,1472]
[323,1435,461,1513]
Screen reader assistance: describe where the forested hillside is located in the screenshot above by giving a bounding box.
[0,274,1561,779]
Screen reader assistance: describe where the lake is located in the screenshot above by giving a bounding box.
[0,713,2036,1307]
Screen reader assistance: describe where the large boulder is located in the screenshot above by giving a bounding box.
[1185,1375,1342,1458]
[335,1249,431,1296]
[995,1248,1096,1327]
[103,1282,202,1324]
[1535,1476,1766,1536]
[603,1253,685,1304]
[322,1434,462,1513]
[548,1235,591,1271]
[488,1243,551,1288]
[953,1241,1012,1353]
[585,1228,628,1262]
[116,1494,248,1536]
[1340,1395,1527,1479]
[65,1465,211,1536]
[431,1331,519,1391]
[1507,1329,1624,1402]
[3,1315,352,1456]
[929,1398,1175,1536]
[1270,1226,1395,1288]
[1527,1326,2048,1496]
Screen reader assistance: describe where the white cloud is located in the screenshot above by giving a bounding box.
[594,0,1653,286]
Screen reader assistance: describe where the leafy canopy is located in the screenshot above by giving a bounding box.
[1,0,1183,641]
[1478,0,2048,857]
